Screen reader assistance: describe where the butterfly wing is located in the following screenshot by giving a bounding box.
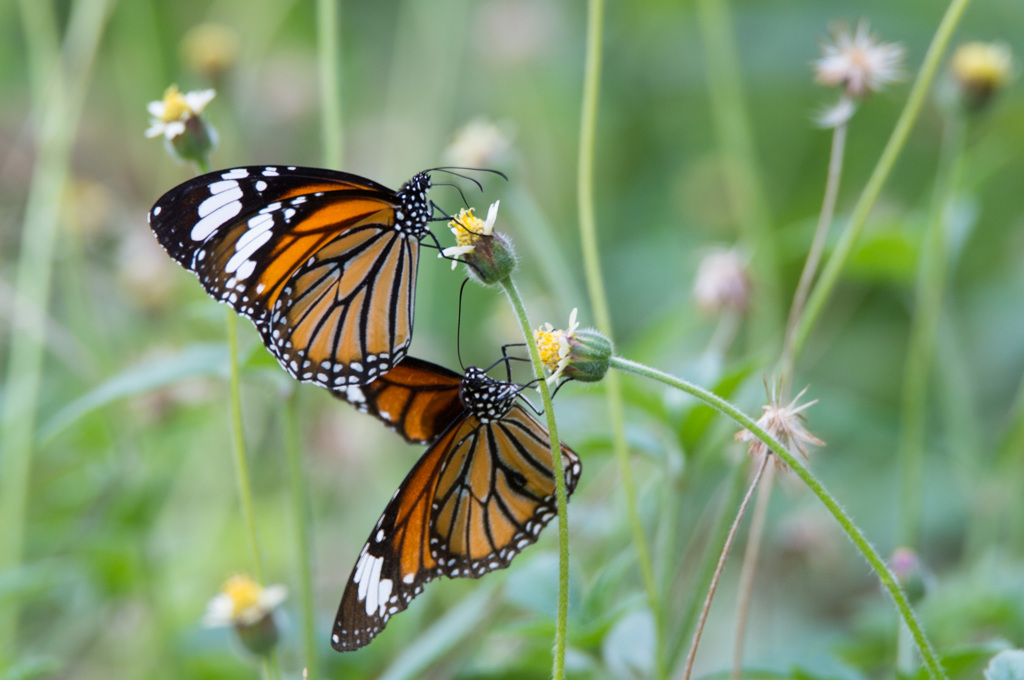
[148,166,430,388]
[331,402,581,652]
[429,403,582,577]
[333,357,465,444]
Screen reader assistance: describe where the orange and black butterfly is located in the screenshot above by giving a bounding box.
[148,166,437,389]
[330,357,581,651]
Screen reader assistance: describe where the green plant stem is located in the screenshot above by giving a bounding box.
[790,0,974,362]
[0,0,111,656]
[782,111,849,377]
[730,462,775,680]
[695,0,780,344]
[576,0,661,673]
[610,356,948,680]
[499,277,570,680]
[225,311,266,584]
[317,0,342,168]
[681,453,768,680]
[284,394,318,680]
[897,113,966,547]
[667,461,748,672]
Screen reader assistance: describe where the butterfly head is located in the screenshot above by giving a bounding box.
[395,172,432,237]
[460,367,519,423]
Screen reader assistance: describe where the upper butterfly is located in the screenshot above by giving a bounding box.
[148,165,434,389]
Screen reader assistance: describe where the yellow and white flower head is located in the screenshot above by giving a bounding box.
[204,574,287,655]
[735,381,824,470]
[535,308,580,385]
[146,85,218,164]
[441,201,516,284]
[814,20,904,98]
[534,308,611,385]
[950,41,1014,111]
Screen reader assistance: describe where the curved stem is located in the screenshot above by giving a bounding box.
[610,356,948,680]
[681,454,768,680]
[897,113,965,547]
[284,394,318,680]
[790,0,974,361]
[730,462,775,680]
[317,0,342,168]
[576,0,660,669]
[782,114,848,376]
[225,312,266,583]
[499,277,570,680]
[0,0,111,655]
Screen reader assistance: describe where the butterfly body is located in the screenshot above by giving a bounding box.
[148,166,433,388]
[331,359,581,652]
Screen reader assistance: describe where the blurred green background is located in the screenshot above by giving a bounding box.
[1,0,1023,678]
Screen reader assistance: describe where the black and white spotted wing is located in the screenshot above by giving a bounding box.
[147,165,433,389]
[331,363,582,652]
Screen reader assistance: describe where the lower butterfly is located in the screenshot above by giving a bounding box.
[330,357,581,651]
[148,166,436,389]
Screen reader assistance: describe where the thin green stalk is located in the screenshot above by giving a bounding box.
[284,395,318,680]
[576,0,661,672]
[0,0,111,656]
[897,114,966,547]
[782,112,849,377]
[317,0,342,168]
[790,0,974,361]
[499,278,570,680]
[898,114,966,548]
[681,453,769,680]
[695,0,780,343]
[610,356,948,680]
[667,461,748,672]
[225,311,266,583]
[730,463,775,680]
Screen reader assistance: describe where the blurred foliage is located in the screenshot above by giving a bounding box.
[1,0,1023,678]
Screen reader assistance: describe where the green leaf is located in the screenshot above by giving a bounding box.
[37,343,228,444]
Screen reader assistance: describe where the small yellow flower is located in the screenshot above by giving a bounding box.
[204,574,287,627]
[735,381,824,469]
[146,85,216,141]
[814,21,904,98]
[535,308,579,385]
[181,23,241,78]
[441,201,500,269]
[950,42,1014,111]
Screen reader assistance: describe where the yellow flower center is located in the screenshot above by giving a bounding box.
[952,42,1013,87]
[158,85,192,122]
[534,328,565,373]
[450,208,488,248]
[223,574,262,617]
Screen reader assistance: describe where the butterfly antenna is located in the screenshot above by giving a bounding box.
[424,166,509,192]
[456,277,471,372]
[429,182,471,208]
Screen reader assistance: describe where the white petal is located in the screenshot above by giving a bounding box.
[145,121,166,138]
[202,594,235,627]
[185,89,216,113]
[147,101,166,118]
[483,200,500,235]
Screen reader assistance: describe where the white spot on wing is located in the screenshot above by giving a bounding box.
[222,168,249,179]
[191,199,243,241]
